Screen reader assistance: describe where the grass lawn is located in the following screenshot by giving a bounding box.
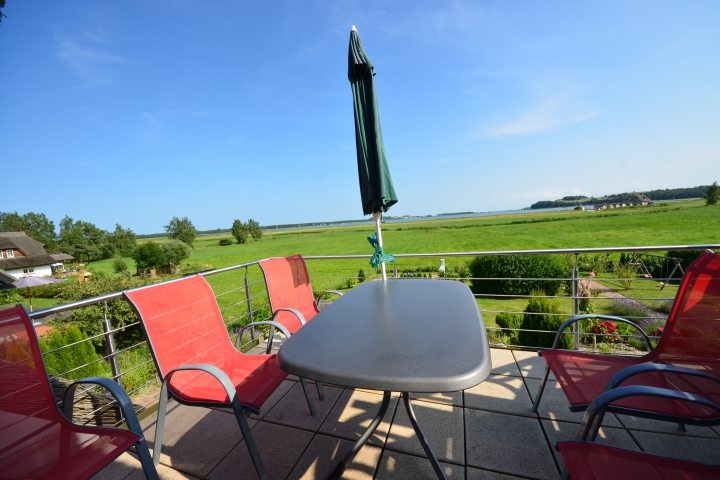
[6,199,716,312]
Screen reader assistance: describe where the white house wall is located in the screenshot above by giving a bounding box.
[5,264,53,279]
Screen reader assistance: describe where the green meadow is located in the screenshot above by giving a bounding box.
[6,199,717,319]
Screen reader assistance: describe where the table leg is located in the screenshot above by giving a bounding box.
[327,391,391,480]
[402,392,448,480]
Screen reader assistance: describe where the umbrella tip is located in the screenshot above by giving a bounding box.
[351,25,357,32]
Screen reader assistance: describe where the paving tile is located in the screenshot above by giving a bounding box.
[409,391,463,406]
[375,450,463,479]
[139,404,247,478]
[631,430,720,464]
[252,379,296,419]
[91,452,142,480]
[319,389,398,446]
[466,467,526,480]
[208,421,314,480]
[541,418,639,471]
[464,375,534,416]
[523,378,622,427]
[616,414,720,438]
[465,410,558,480]
[263,382,343,431]
[287,434,382,480]
[490,349,521,377]
[125,462,201,480]
[511,350,555,380]
[386,398,465,464]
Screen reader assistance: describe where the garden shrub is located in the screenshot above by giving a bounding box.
[358,269,366,282]
[577,253,613,274]
[39,326,106,379]
[518,290,572,349]
[117,345,158,394]
[494,312,523,344]
[469,255,567,296]
[218,238,233,246]
[112,256,128,273]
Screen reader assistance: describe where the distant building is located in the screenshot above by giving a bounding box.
[626,194,652,206]
[0,232,73,279]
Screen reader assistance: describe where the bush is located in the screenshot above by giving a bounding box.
[39,326,106,379]
[613,263,637,290]
[577,253,613,274]
[494,312,523,344]
[163,239,192,266]
[112,257,128,273]
[131,241,166,270]
[117,346,158,394]
[358,269,366,283]
[666,250,704,274]
[518,291,571,349]
[218,238,233,246]
[469,255,567,296]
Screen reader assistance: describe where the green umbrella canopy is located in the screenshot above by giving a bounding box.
[348,27,398,216]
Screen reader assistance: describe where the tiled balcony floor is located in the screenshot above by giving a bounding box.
[92,348,720,480]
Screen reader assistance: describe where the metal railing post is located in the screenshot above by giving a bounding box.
[102,301,122,386]
[244,267,255,342]
[393,263,398,279]
[572,254,580,350]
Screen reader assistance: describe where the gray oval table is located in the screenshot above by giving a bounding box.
[277,279,492,480]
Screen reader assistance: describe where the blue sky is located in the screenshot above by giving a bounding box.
[2,1,718,233]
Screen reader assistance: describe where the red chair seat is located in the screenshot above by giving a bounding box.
[558,441,720,480]
[167,353,287,410]
[543,350,720,419]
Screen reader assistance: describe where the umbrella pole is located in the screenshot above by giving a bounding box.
[28,287,33,312]
[373,212,387,281]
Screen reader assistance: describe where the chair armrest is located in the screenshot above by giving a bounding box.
[164,363,247,409]
[238,320,292,340]
[576,385,720,442]
[62,377,145,438]
[604,363,720,392]
[546,314,653,351]
[314,290,343,309]
[271,308,306,327]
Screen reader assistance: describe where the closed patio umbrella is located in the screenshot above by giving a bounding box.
[13,276,63,312]
[348,25,398,280]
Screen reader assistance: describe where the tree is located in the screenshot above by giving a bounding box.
[109,224,137,257]
[0,0,6,25]
[162,240,192,267]
[231,219,248,244]
[59,216,113,263]
[130,241,166,273]
[165,216,197,248]
[247,219,263,241]
[705,181,719,206]
[0,211,58,251]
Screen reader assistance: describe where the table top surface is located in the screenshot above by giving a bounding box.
[276,279,491,392]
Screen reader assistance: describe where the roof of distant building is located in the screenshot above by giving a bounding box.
[50,253,75,262]
[0,232,59,270]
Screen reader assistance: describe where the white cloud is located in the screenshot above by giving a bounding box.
[56,31,124,86]
[487,100,601,137]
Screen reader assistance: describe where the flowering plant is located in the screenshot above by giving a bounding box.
[592,320,619,342]
[578,272,598,314]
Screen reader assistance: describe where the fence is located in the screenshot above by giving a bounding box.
[24,243,718,425]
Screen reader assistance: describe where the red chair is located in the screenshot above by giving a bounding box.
[258,254,343,337]
[0,305,158,480]
[557,382,720,479]
[533,250,720,423]
[258,255,343,411]
[125,275,292,480]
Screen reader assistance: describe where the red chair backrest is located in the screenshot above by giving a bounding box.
[0,306,71,471]
[259,255,319,331]
[125,275,239,379]
[654,251,720,364]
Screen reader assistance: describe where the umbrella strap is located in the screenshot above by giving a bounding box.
[367,233,395,268]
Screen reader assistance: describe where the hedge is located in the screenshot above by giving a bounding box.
[469,255,567,296]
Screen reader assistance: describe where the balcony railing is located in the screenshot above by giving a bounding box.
[24,243,718,426]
